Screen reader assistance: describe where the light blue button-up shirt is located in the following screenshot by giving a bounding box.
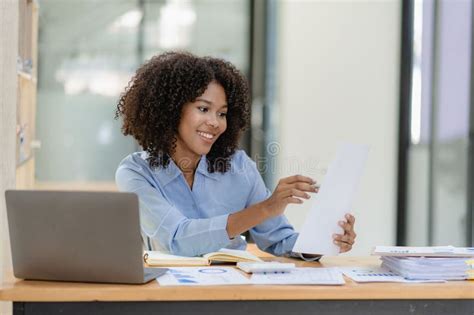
[115,150,300,257]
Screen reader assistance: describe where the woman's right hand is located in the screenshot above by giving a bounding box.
[261,175,318,218]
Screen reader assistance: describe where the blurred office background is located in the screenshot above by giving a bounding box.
[31,0,473,254]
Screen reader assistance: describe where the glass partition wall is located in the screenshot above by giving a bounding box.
[35,0,251,189]
[400,0,473,246]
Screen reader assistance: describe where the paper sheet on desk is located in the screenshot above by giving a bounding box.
[250,267,345,285]
[293,143,369,255]
[156,267,250,286]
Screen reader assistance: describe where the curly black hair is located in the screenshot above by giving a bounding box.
[115,51,251,173]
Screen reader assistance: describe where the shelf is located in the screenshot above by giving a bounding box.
[33,181,118,192]
[16,0,39,190]
[17,70,36,83]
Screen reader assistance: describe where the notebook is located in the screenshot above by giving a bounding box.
[144,248,263,266]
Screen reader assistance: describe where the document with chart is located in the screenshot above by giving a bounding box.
[156,267,250,286]
[293,143,369,255]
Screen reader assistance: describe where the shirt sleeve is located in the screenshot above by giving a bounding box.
[115,166,232,257]
[241,156,298,257]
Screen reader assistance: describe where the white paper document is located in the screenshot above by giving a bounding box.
[373,245,474,257]
[156,267,250,286]
[293,143,369,255]
[340,266,406,282]
[340,267,445,283]
[250,267,345,285]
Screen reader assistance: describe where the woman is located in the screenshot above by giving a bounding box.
[115,52,356,258]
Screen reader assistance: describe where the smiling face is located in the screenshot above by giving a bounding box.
[174,81,228,164]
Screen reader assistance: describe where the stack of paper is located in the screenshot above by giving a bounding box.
[380,256,470,280]
[373,245,474,257]
[373,246,474,281]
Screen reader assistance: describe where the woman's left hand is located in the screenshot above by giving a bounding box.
[332,213,356,253]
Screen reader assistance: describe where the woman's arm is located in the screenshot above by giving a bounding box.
[234,153,356,256]
[226,175,318,238]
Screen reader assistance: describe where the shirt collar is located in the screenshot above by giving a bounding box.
[154,155,219,186]
[195,155,220,181]
[154,158,181,187]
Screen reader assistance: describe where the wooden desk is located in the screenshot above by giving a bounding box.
[1,245,473,315]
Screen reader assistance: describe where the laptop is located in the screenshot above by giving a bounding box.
[5,190,167,284]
